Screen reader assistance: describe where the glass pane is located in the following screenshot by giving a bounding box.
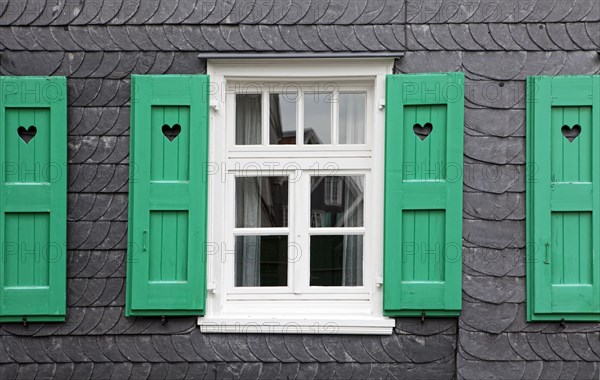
[236,94,261,145]
[310,235,363,286]
[235,235,288,287]
[304,92,332,144]
[270,93,297,145]
[236,177,288,228]
[310,176,364,227]
[339,93,366,144]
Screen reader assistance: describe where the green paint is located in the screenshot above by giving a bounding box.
[126,75,209,317]
[383,73,463,317]
[0,76,67,322]
[527,76,600,321]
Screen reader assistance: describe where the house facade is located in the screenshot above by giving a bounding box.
[1,0,600,379]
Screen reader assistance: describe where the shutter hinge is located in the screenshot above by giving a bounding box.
[421,311,426,323]
[210,100,219,112]
[378,99,385,110]
[207,281,217,294]
[375,274,383,288]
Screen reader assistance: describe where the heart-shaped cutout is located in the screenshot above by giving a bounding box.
[561,124,581,143]
[162,124,181,142]
[17,125,37,144]
[413,122,433,141]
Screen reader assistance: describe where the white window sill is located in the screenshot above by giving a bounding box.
[197,316,395,335]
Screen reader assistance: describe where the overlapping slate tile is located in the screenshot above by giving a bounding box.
[400,334,456,363]
[463,272,525,304]
[68,194,127,223]
[67,220,127,250]
[463,162,525,194]
[463,247,524,277]
[68,107,129,136]
[0,0,597,26]
[68,136,129,165]
[1,22,597,52]
[463,192,524,221]
[460,302,520,333]
[68,164,129,193]
[67,277,123,307]
[465,108,525,137]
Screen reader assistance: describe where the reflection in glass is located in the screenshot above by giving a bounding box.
[310,235,363,286]
[236,177,288,228]
[304,92,332,144]
[270,93,297,145]
[310,176,364,227]
[236,94,261,145]
[339,93,366,144]
[235,235,288,287]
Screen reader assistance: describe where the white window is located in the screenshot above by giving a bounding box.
[201,59,394,334]
[324,176,343,206]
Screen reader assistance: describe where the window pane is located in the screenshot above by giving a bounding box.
[236,94,261,145]
[235,235,288,287]
[310,235,363,286]
[304,92,332,144]
[339,93,366,144]
[236,176,288,228]
[310,176,364,227]
[270,93,297,145]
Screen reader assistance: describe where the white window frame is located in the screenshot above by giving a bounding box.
[200,59,394,334]
[324,176,343,206]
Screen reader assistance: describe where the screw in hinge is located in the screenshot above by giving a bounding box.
[161,316,168,326]
[560,318,566,329]
[22,317,28,327]
[421,311,426,323]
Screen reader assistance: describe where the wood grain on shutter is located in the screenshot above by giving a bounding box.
[527,75,600,321]
[0,77,67,322]
[383,73,463,317]
[126,75,209,317]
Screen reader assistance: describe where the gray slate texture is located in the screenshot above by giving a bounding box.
[0,0,599,379]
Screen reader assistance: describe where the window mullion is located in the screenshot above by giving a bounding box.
[225,172,237,293]
[262,89,269,146]
[293,169,310,294]
[332,90,339,145]
[298,90,304,146]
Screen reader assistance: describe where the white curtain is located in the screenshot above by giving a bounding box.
[339,94,365,144]
[236,179,261,287]
[341,177,364,286]
[236,94,261,145]
[235,94,262,286]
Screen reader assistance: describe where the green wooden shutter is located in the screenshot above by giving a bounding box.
[0,76,67,322]
[126,75,209,317]
[383,73,463,317]
[527,76,600,321]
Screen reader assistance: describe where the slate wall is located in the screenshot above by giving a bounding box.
[0,1,599,379]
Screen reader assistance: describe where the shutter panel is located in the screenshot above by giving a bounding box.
[126,75,209,316]
[527,76,600,321]
[383,73,463,317]
[0,76,67,322]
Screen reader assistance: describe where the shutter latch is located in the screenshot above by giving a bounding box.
[207,281,217,294]
[378,99,385,110]
[375,274,383,288]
